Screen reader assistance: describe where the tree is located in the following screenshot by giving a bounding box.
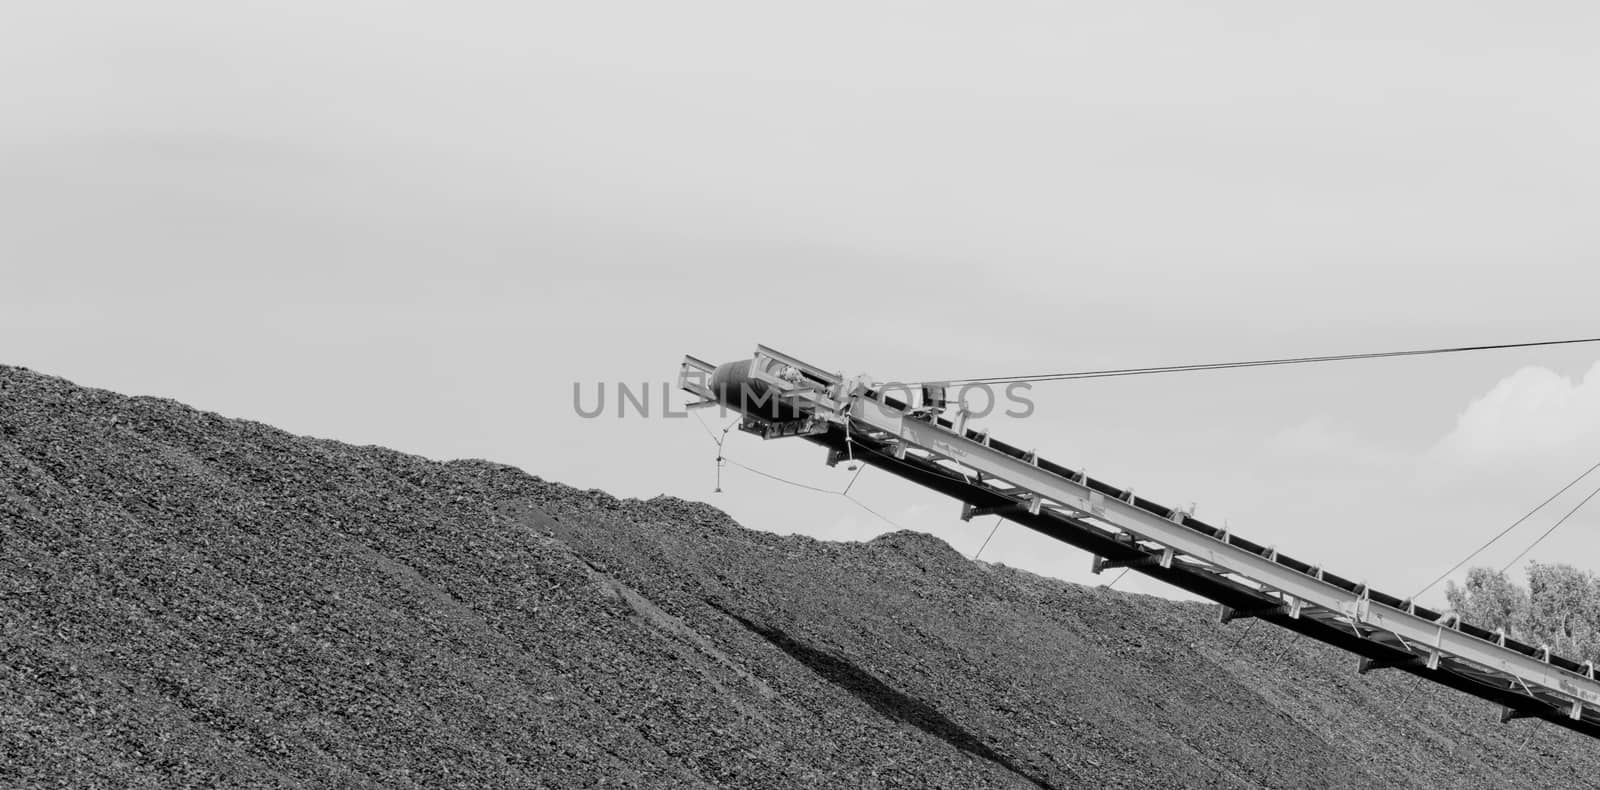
[1444,562,1600,662]
[1445,567,1528,639]
[1524,562,1600,660]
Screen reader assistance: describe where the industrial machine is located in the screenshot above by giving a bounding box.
[681,345,1600,739]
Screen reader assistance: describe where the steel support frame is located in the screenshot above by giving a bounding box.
[681,348,1600,736]
[806,426,1600,737]
[849,398,1600,712]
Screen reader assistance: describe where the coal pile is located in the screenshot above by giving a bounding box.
[2,364,1597,789]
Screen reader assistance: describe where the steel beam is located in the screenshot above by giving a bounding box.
[840,395,1600,713]
[680,348,1600,738]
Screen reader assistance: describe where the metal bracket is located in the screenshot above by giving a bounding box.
[741,415,829,440]
[960,502,1029,522]
[1357,656,1423,675]
[1218,603,1281,625]
[1091,547,1174,574]
[1501,706,1534,723]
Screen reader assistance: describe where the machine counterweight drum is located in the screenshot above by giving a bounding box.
[708,359,805,422]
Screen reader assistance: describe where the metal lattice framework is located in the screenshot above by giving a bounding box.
[681,345,1600,740]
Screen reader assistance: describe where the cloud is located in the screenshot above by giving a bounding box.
[1261,362,1600,496]
[1434,363,1600,465]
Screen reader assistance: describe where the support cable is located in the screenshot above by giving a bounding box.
[927,336,1600,387]
[691,412,902,529]
[1499,484,1600,573]
[1412,459,1600,599]
[972,516,1003,561]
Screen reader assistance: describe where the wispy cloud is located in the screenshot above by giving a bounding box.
[1432,363,1600,466]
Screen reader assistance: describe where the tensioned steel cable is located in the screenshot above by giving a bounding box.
[1411,459,1600,598]
[915,335,1600,585]
[923,336,1600,387]
[1498,483,1600,573]
[972,516,1003,561]
[691,412,902,528]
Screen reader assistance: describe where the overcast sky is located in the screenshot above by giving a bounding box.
[5,2,1599,605]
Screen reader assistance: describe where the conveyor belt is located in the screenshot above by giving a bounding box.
[681,345,1600,740]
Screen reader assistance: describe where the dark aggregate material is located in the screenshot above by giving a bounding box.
[2,364,1596,789]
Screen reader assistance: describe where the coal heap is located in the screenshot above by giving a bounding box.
[2,365,1596,789]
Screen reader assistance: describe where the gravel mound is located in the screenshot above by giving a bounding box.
[2,364,1596,788]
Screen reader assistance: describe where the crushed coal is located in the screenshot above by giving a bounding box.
[2,364,1596,788]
